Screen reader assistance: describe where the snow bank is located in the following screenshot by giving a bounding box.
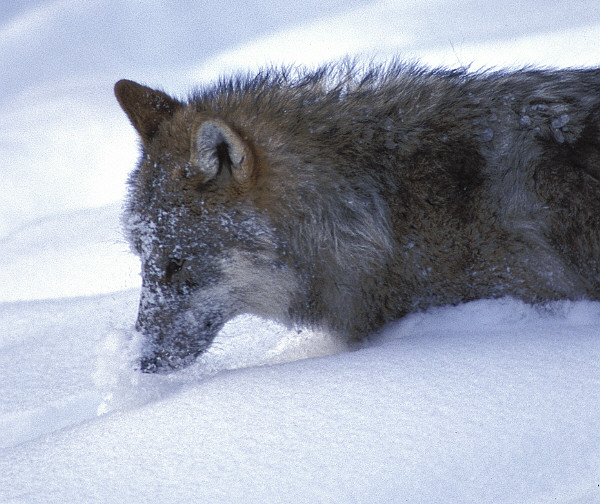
[0,204,140,302]
[193,0,600,82]
[1,298,599,503]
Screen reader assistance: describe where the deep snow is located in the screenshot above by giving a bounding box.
[2,293,600,503]
[2,0,600,502]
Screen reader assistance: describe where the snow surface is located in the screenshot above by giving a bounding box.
[2,0,600,502]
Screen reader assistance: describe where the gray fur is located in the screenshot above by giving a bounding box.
[114,62,600,372]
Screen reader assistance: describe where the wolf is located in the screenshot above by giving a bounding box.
[115,61,600,373]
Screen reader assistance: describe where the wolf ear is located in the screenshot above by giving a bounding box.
[114,79,181,144]
[190,119,254,186]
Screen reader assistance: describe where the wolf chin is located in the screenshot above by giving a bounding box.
[114,61,600,373]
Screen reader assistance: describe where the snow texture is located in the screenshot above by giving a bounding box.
[1,0,600,502]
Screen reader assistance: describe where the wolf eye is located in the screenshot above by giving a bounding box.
[165,258,185,281]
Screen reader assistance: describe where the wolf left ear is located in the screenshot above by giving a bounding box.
[190,119,254,186]
[114,79,181,144]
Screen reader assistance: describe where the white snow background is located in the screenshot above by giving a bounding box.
[2,0,600,502]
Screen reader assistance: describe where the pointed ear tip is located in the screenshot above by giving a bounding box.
[114,79,137,97]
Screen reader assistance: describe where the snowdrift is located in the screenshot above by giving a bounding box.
[2,290,599,503]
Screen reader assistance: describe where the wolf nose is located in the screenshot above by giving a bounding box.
[139,352,172,373]
[140,355,161,373]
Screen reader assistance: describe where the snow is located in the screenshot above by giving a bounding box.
[1,0,600,502]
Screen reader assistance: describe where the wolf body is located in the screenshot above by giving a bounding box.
[115,62,600,372]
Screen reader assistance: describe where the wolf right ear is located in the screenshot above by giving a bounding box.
[114,79,181,145]
[190,119,255,186]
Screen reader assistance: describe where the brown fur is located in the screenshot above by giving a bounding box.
[115,61,600,372]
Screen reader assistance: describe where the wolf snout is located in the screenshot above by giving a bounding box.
[139,349,197,373]
[139,351,170,373]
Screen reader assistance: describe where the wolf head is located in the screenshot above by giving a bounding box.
[115,79,298,372]
[116,71,397,373]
